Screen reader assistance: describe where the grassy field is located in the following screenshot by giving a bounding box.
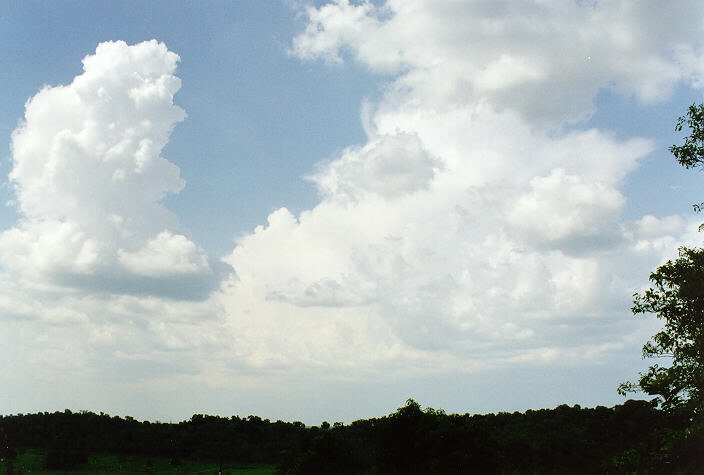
[6,449,276,474]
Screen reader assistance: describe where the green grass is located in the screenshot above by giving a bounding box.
[7,449,276,474]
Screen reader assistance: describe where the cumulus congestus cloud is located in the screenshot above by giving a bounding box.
[219,0,704,374]
[1,40,230,300]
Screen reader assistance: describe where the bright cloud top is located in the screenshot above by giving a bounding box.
[2,40,227,300]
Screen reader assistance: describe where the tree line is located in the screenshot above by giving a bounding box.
[0,399,696,473]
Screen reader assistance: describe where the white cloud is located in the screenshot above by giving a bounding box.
[309,133,438,201]
[0,40,229,299]
[508,168,626,253]
[215,0,704,374]
[119,231,210,277]
[221,120,685,366]
[293,0,704,125]
[0,41,232,413]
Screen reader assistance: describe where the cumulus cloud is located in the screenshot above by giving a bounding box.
[508,168,626,253]
[119,231,210,277]
[293,0,704,125]
[0,41,233,412]
[0,40,229,300]
[216,0,704,374]
[309,133,438,201]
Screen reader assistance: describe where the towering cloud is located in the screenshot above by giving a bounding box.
[1,40,227,300]
[0,41,233,405]
[219,0,704,373]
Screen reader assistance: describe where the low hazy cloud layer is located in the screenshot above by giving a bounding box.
[2,1,704,418]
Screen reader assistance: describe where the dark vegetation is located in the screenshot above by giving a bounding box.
[0,399,695,474]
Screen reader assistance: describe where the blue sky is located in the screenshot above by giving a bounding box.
[1,0,704,424]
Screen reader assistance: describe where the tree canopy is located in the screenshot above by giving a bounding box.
[670,103,704,217]
[0,401,683,474]
[619,103,704,414]
[619,247,704,415]
[669,103,704,171]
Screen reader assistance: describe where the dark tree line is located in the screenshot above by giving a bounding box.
[0,399,693,473]
[277,399,693,474]
[0,409,307,470]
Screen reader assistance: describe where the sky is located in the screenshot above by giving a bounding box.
[1,0,704,425]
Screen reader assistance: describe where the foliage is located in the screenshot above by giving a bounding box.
[669,103,704,170]
[619,247,704,415]
[670,103,704,218]
[619,104,704,416]
[0,400,679,474]
[279,399,674,474]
